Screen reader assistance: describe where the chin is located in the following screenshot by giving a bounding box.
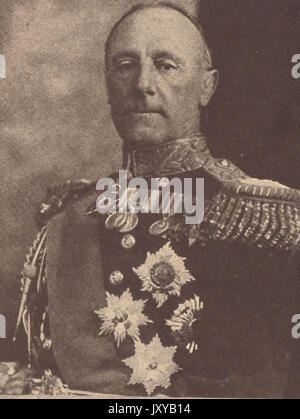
[130,129,166,148]
[116,121,170,149]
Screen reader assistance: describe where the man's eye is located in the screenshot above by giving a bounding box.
[156,60,177,72]
[115,60,136,74]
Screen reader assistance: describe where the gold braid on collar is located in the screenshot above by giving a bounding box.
[123,133,210,178]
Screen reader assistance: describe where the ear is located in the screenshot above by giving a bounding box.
[199,69,219,107]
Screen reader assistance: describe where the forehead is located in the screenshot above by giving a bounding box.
[107,8,204,63]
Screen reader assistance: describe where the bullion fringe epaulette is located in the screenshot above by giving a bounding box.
[146,155,300,251]
[37,179,95,226]
[191,152,300,251]
[203,177,300,251]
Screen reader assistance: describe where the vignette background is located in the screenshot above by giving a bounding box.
[0,0,299,359]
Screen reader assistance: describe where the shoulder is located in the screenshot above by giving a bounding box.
[202,155,248,183]
[221,176,300,204]
[37,179,95,226]
[37,172,120,226]
[203,153,300,202]
[203,156,300,251]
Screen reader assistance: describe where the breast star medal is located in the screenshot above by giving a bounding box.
[133,242,195,307]
[166,295,204,353]
[123,334,181,396]
[95,289,152,346]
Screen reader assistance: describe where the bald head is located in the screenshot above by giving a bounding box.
[105,3,212,71]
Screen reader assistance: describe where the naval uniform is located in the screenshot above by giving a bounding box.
[10,134,300,397]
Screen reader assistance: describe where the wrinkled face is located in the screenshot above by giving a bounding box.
[106,7,217,148]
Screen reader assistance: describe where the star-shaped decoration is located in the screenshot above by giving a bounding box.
[133,242,195,307]
[166,295,204,353]
[95,289,152,347]
[123,335,180,395]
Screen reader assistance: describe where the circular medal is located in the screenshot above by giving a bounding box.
[121,234,136,250]
[148,219,169,236]
[109,270,124,285]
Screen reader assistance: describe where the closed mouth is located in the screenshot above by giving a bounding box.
[128,109,165,118]
[130,110,161,114]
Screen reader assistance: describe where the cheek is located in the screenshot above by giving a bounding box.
[166,78,200,111]
[108,78,133,105]
[176,81,198,98]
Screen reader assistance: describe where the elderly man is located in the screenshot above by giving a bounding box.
[2,3,300,398]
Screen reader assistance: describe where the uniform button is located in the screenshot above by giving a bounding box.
[121,234,136,249]
[109,270,124,285]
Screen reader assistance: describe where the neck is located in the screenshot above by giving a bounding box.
[122,133,211,178]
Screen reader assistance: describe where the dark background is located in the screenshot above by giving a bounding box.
[201,0,300,189]
[0,0,299,360]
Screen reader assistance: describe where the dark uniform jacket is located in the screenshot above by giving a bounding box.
[10,134,300,397]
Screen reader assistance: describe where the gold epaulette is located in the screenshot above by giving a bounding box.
[204,177,300,250]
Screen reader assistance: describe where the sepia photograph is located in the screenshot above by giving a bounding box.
[0,0,300,401]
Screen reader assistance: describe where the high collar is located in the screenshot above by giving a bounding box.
[123,133,211,178]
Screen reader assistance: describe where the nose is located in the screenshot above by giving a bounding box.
[136,62,155,96]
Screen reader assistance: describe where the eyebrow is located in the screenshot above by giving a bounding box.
[112,50,139,64]
[111,49,185,67]
[153,51,184,66]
